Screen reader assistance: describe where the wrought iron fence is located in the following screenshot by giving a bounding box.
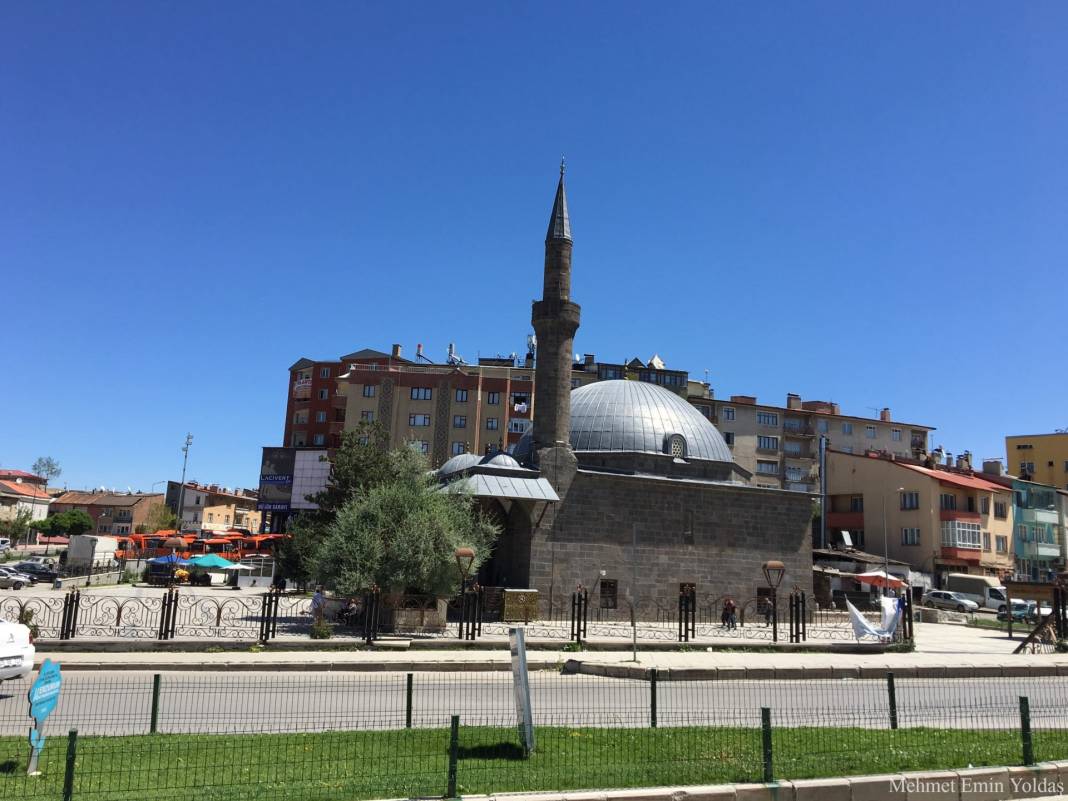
[0,671,1065,800]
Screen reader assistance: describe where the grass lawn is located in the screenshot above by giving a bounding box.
[0,725,1062,801]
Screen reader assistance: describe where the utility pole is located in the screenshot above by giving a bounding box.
[819,435,828,550]
[174,434,193,534]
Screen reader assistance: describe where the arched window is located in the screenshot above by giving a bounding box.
[665,434,687,459]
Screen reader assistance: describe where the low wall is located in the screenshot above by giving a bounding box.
[54,571,122,589]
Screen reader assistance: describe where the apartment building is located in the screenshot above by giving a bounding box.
[1006,432,1068,490]
[825,450,1014,588]
[164,482,259,534]
[0,477,51,522]
[702,394,934,492]
[50,492,164,535]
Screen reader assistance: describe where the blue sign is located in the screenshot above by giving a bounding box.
[27,659,62,754]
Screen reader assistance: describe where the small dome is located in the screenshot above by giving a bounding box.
[437,453,481,477]
[480,452,521,469]
[515,380,733,464]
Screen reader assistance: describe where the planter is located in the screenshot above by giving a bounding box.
[385,596,448,634]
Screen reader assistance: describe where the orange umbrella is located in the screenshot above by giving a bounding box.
[854,570,906,589]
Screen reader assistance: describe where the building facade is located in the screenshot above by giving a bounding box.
[0,478,51,522]
[49,492,164,535]
[164,482,259,535]
[1006,433,1068,491]
[825,450,1015,588]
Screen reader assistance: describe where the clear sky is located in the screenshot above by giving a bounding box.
[2,3,1065,491]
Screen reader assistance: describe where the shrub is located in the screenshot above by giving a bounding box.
[18,608,39,641]
[309,619,333,640]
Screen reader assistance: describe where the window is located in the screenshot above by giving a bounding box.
[362,385,375,398]
[756,460,778,475]
[225,515,230,525]
[293,410,308,425]
[600,366,622,380]
[508,419,532,434]
[757,412,778,426]
[1020,461,1035,474]
[318,389,329,400]
[996,535,1008,553]
[453,415,467,428]
[994,500,1007,519]
[841,422,853,435]
[361,410,374,422]
[939,493,956,511]
[411,387,432,401]
[409,414,431,427]
[901,528,920,546]
[784,442,803,457]
[207,513,214,523]
[757,435,779,451]
[455,389,468,402]
[849,496,864,513]
[981,497,990,515]
[941,520,981,549]
[1018,524,1029,542]
[315,411,327,423]
[667,435,686,458]
[724,432,735,446]
[451,441,466,456]
[511,392,530,411]
[785,466,804,481]
[983,531,991,551]
[722,407,736,421]
[901,491,920,510]
[851,530,866,548]
[966,496,975,513]
[312,434,325,446]
[486,417,499,430]
[410,440,430,455]
[487,392,500,405]
[865,425,877,439]
[892,428,902,442]
[194,496,200,506]
[571,379,581,388]
[320,367,330,378]
[817,419,829,433]
[599,579,618,609]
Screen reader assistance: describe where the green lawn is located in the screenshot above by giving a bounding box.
[1,725,1062,801]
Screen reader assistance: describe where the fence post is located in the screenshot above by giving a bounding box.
[800,591,807,642]
[761,707,773,783]
[446,714,459,798]
[887,672,898,730]
[405,673,413,729]
[150,674,161,734]
[62,728,78,801]
[1020,696,1034,766]
[69,589,81,640]
[649,668,658,728]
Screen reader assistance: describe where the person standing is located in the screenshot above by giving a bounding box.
[311,586,326,624]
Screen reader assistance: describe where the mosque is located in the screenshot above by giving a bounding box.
[436,168,813,609]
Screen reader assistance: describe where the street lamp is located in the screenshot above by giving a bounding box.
[762,560,786,643]
[454,547,475,586]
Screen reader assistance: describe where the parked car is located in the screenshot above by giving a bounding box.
[997,601,1035,623]
[0,567,32,590]
[923,590,980,613]
[0,538,11,553]
[24,555,57,567]
[12,562,59,584]
[0,620,35,682]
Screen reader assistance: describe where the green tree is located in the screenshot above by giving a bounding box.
[312,449,497,597]
[137,503,178,534]
[31,457,61,484]
[0,509,34,545]
[36,509,94,538]
[307,422,392,515]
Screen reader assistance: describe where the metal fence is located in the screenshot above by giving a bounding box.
[0,670,1065,800]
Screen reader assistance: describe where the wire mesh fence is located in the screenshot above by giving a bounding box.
[0,670,1066,800]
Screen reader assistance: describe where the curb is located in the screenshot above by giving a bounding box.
[440,762,1068,801]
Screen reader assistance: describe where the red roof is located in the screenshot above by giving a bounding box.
[897,463,1007,493]
[0,480,50,500]
[0,469,40,480]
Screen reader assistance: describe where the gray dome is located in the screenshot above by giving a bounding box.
[515,380,733,463]
[480,452,521,469]
[437,453,481,477]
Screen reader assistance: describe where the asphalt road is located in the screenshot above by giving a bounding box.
[0,671,1062,736]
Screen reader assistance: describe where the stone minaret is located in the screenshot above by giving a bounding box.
[532,162,581,457]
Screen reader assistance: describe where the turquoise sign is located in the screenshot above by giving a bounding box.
[27,659,62,774]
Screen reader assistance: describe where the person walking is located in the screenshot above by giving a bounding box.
[311,586,326,624]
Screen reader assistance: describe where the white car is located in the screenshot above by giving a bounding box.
[0,567,32,590]
[0,620,34,682]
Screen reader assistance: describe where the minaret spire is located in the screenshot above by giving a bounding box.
[532,164,581,455]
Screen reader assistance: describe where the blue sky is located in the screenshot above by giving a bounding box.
[2,3,1065,491]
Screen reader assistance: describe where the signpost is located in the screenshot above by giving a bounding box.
[27,659,63,775]
[508,627,535,755]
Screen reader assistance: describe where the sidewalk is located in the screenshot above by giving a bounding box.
[35,623,1068,678]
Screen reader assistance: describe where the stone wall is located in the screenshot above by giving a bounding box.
[526,468,813,605]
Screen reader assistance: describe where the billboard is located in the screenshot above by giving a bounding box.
[258,448,295,511]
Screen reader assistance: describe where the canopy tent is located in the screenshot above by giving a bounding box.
[148,554,190,566]
[223,563,254,571]
[188,554,236,569]
[853,570,906,589]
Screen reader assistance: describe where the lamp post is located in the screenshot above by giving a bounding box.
[454,547,475,589]
[762,560,786,643]
[882,486,905,596]
[454,547,477,640]
[174,434,193,535]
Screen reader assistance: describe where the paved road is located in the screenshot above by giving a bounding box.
[0,671,1062,736]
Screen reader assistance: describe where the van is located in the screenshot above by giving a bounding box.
[944,573,1008,612]
[0,538,10,552]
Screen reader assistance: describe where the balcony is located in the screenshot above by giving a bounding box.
[332,394,347,409]
[783,449,811,460]
[1020,540,1061,560]
[941,547,981,564]
[827,511,864,529]
[329,421,345,435]
[783,421,815,437]
[939,509,981,523]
